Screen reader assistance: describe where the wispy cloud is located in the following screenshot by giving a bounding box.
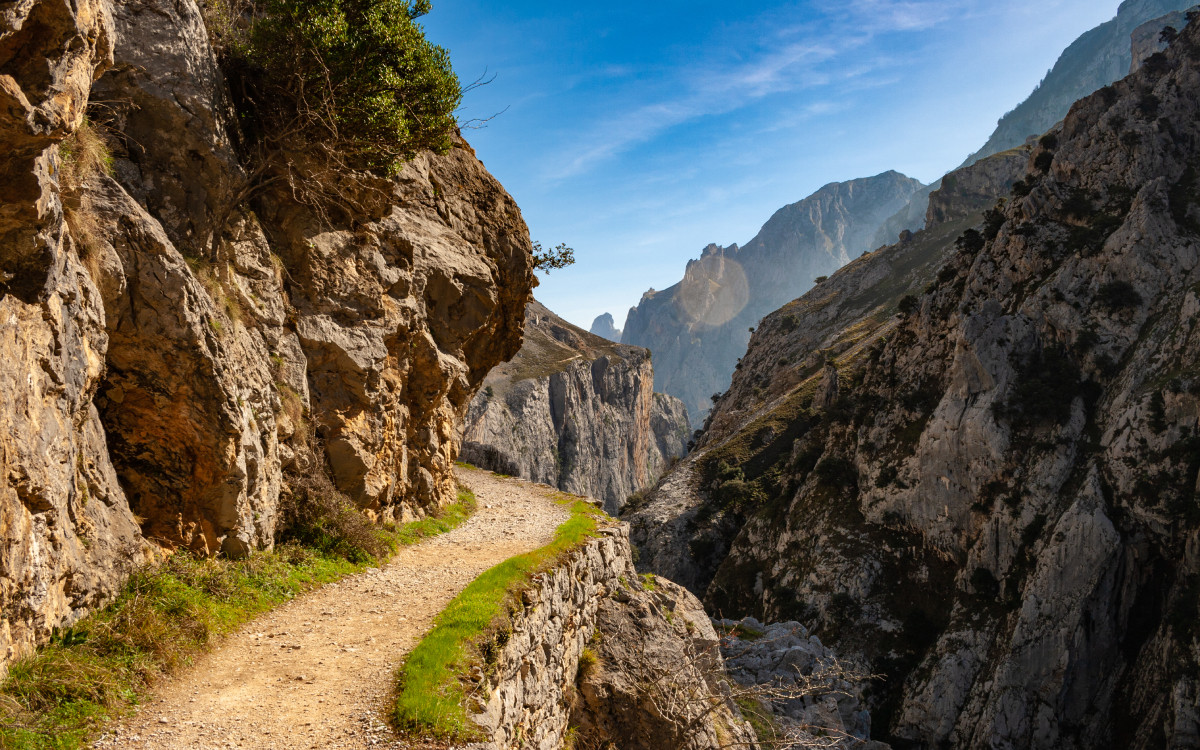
[541,1,966,180]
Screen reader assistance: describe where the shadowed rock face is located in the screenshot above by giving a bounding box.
[632,22,1200,748]
[622,171,924,429]
[461,301,688,513]
[0,0,534,663]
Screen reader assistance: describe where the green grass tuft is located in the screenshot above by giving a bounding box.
[393,496,605,740]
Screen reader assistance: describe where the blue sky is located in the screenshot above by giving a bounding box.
[421,0,1123,330]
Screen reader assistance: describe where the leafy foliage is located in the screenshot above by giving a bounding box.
[212,0,461,176]
[1096,280,1143,312]
[531,241,575,273]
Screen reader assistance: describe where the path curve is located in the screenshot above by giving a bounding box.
[93,467,568,750]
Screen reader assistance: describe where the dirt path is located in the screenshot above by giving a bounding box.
[92,467,568,750]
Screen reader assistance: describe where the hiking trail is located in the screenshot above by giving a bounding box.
[92,466,568,750]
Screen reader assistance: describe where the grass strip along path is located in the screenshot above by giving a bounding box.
[393,490,605,740]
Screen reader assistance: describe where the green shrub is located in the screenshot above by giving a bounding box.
[994,347,1085,427]
[898,295,919,315]
[983,205,1006,240]
[1149,390,1167,433]
[214,0,460,176]
[1137,92,1160,118]
[814,457,858,489]
[1097,280,1142,312]
[956,228,985,255]
[970,567,1000,598]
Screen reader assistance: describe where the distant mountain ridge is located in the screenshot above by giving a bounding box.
[865,0,1198,254]
[589,312,621,342]
[621,171,924,427]
[962,0,1198,167]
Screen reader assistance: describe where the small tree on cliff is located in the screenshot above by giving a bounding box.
[203,0,461,247]
[532,241,575,273]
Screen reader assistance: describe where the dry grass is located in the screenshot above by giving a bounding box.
[577,647,599,680]
[0,478,478,750]
[278,450,393,564]
[0,547,360,750]
[58,120,114,281]
[57,120,113,191]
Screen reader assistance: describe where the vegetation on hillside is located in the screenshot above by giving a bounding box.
[208,0,461,176]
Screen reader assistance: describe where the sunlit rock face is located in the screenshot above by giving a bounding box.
[461,301,688,513]
[622,172,924,428]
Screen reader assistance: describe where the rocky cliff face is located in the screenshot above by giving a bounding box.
[1131,7,1198,72]
[589,312,621,342]
[0,0,534,664]
[461,302,688,513]
[622,172,924,428]
[633,21,1200,748]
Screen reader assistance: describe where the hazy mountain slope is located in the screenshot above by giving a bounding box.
[622,172,924,428]
[963,0,1196,167]
[461,301,688,513]
[627,145,1029,594]
[634,17,1200,747]
[869,0,1195,254]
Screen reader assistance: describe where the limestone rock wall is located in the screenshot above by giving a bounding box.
[0,0,534,663]
[461,302,688,513]
[0,0,154,666]
[469,525,754,750]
